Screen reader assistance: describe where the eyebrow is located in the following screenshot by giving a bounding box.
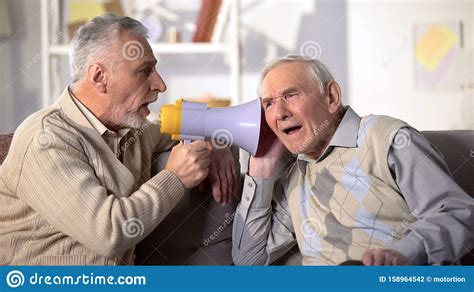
[136,59,157,70]
[262,87,299,104]
[280,87,299,95]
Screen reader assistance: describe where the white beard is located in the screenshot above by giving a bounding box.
[120,111,146,129]
[109,105,145,129]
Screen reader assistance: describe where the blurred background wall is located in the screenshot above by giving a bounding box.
[0,0,472,134]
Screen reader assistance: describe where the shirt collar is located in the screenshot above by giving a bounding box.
[327,106,360,148]
[297,106,361,166]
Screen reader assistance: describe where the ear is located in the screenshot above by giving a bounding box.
[87,63,108,93]
[325,81,342,114]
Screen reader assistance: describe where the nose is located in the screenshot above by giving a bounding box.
[273,99,291,121]
[151,70,167,93]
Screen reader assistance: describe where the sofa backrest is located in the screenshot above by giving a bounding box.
[421,130,473,197]
[0,134,13,165]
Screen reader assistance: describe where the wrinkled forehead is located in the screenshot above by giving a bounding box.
[261,63,318,97]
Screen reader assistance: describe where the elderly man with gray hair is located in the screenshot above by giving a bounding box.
[0,13,237,265]
[232,55,473,266]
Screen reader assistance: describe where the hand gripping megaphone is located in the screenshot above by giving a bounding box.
[159,99,261,155]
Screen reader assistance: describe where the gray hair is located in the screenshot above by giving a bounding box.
[69,13,148,83]
[257,55,335,97]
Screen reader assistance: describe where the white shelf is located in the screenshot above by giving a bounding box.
[41,0,242,107]
[151,42,230,54]
[49,43,230,55]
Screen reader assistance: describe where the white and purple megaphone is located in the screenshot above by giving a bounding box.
[159,99,261,155]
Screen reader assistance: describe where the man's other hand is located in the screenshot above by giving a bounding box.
[202,147,238,205]
[362,248,408,266]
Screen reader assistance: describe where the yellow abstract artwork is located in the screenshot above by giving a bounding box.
[415,25,458,71]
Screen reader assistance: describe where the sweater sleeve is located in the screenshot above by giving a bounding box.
[15,124,185,259]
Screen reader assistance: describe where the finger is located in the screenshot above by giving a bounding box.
[233,160,240,197]
[205,140,213,150]
[392,253,406,266]
[211,172,221,203]
[194,150,211,163]
[383,255,392,266]
[207,159,221,203]
[218,164,227,206]
[386,252,398,266]
[361,251,374,266]
[212,186,221,204]
[201,167,209,181]
[373,251,385,266]
[226,162,235,204]
[171,142,183,152]
[201,157,211,167]
[218,161,228,205]
[226,167,233,205]
[189,140,209,151]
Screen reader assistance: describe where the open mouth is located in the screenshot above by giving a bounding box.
[142,96,158,108]
[140,99,156,110]
[283,125,302,135]
[139,102,153,115]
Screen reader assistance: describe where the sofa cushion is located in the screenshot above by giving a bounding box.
[0,134,13,165]
[135,148,241,265]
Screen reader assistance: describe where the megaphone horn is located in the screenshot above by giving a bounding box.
[160,99,261,155]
